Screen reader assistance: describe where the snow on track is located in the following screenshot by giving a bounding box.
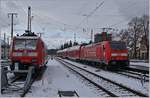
[63,59,149,95]
[130,62,149,67]
[26,59,101,97]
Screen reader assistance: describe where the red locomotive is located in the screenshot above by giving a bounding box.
[80,41,129,68]
[9,6,48,71]
[9,32,48,71]
[57,32,129,69]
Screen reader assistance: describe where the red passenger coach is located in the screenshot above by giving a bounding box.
[57,49,68,58]
[80,43,103,62]
[57,45,82,60]
[67,45,82,60]
[9,33,48,71]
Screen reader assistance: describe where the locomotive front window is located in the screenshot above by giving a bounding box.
[14,39,37,50]
[110,41,126,50]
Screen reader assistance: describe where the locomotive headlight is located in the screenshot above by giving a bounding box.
[28,52,37,56]
[13,52,22,56]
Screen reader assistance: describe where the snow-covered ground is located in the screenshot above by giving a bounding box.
[130,59,148,63]
[130,62,149,67]
[1,59,104,97]
[63,59,149,96]
[26,59,105,97]
[1,58,149,97]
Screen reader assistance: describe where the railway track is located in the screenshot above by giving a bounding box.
[57,58,148,97]
[1,67,34,97]
[1,66,38,97]
[68,59,149,82]
[115,69,149,82]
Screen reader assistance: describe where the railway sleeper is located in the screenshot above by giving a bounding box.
[1,66,35,97]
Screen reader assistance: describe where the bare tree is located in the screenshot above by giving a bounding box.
[119,29,134,58]
[128,17,142,59]
[119,29,130,46]
[119,15,149,59]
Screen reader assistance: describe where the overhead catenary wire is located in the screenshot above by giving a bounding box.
[76,1,104,30]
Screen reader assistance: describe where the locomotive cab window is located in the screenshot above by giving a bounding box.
[14,39,37,50]
[110,41,126,50]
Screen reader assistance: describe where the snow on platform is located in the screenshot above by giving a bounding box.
[64,59,149,96]
[1,59,101,97]
[26,59,101,97]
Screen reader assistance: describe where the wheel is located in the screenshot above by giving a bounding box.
[104,66,108,70]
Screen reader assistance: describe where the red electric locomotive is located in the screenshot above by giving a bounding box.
[80,41,129,68]
[9,32,48,71]
[9,6,48,71]
[80,32,129,68]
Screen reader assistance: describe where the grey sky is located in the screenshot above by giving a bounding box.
[0,0,148,49]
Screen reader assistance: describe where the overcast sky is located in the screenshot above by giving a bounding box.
[0,0,149,49]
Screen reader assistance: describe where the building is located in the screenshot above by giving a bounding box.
[137,44,148,59]
[128,36,148,60]
[1,39,10,59]
[136,36,149,60]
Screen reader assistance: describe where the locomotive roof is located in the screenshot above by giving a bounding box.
[84,41,126,48]
[84,42,102,48]
[14,36,39,39]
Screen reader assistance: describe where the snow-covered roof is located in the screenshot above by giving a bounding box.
[57,48,68,53]
[57,50,61,53]
[67,45,81,52]
[57,45,81,53]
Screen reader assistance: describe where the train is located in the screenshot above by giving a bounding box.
[57,32,129,69]
[9,6,48,72]
[9,32,48,71]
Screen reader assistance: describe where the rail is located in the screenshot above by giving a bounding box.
[57,58,148,97]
